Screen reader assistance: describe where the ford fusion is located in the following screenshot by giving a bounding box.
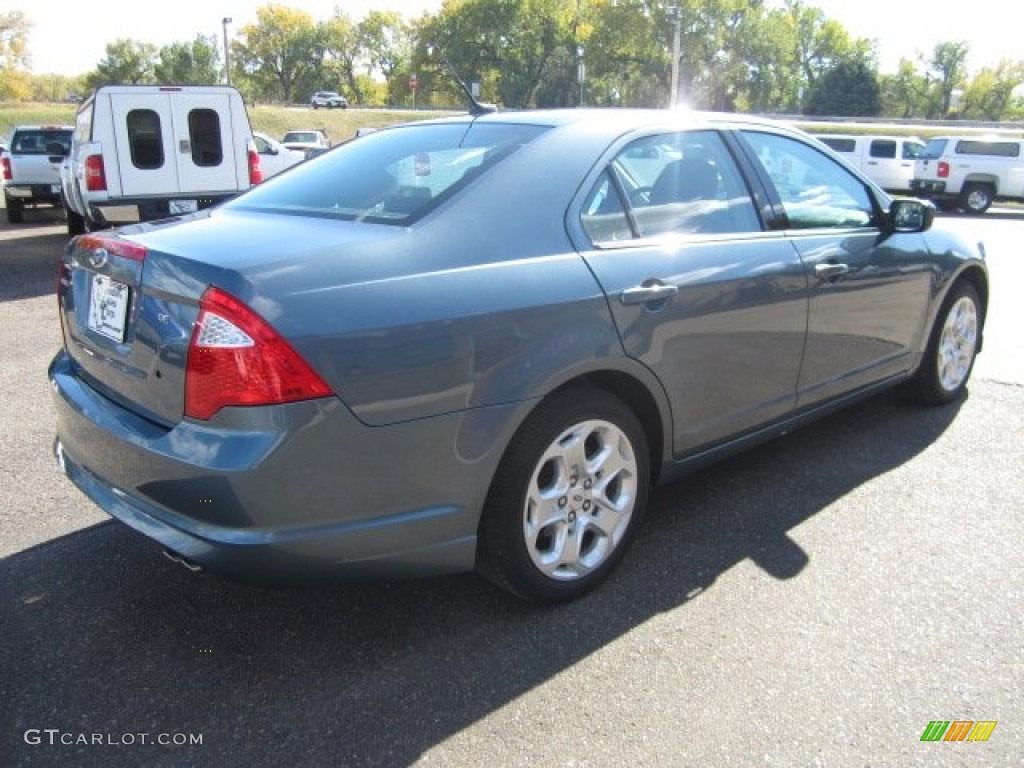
[50,110,987,602]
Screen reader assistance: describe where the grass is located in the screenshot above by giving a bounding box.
[1,101,447,144]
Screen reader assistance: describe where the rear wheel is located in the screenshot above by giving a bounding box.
[478,388,650,603]
[5,196,23,224]
[960,183,994,215]
[66,207,86,236]
[907,281,981,405]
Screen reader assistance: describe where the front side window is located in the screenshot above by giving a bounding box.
[189,109,223,166]
[742,131,876,230]
[229,122,549,225]
[582,130,761,243]
[902,141,925,160]
[126,110,163,169]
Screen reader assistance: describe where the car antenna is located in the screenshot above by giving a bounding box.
[427,44,497,116]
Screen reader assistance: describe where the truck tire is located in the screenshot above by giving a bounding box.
[5,196,24,224]
[960,183,994,215]
[67,208,86,236]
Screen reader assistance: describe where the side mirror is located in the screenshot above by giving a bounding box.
[46,141,70,157]
[886,198,934,234]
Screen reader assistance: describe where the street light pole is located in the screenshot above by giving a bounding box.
[577,45,585,107]
[222,17,232,86]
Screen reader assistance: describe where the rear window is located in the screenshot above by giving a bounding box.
[189,109,223,166]
[11,128,72,155]
[820,137,856,153]
[954,140,1020,158]
[126,109,164,169]
[228,122,550,225]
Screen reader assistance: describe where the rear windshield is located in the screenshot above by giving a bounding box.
[11,128,72,154]
[229,122,549,225]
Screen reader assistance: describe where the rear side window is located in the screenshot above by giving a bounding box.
[11,128,72,155]
[126,110,164,170]
[869,139,897,159]
[583,130,761,242]
[189,109,223,166]
[954,140,1020,158]
[820,137,856,153]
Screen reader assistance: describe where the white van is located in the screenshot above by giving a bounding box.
[60,85,261,235]
[910,135,1024,214]
[814,134,925,192]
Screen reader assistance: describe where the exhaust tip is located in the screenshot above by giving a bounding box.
[162,549,203,573]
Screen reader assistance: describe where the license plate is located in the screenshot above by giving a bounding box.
[169,199,198,215]
[87,274,130,343]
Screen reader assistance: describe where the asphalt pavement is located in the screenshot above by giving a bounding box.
[1,203,1021,767]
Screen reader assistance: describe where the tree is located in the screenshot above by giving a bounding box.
[1,10,32,100]
[154,35,221,85]
[321,10,364,103]
[804,59,880,116]
[959,60,1024,120]
[234,4,321,103]
[88,39,158,87]
[929,40,969,117]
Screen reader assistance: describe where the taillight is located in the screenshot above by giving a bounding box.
[937,161,950,179]
[76,234,148,262]
[185,287,333,420]
[248,147,262,185]
[85,154,106,191]
[1,156,11,181]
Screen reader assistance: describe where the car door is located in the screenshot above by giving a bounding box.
[575,129,809,457]
[736,129,935,408]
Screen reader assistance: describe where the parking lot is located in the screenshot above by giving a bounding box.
[1,202,1021,767]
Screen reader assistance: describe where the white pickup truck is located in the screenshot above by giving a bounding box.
[2,125,74,223]
[910,135,1024,214]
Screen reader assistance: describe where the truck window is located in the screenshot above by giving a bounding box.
[127,110,164,170]
[189,109,223,167]
[869,140,897,159]
[954,140,1020,158]
[820,137,856,153]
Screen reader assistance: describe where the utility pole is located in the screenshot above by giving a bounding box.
[668,6,681,108]
[222,17,232,86]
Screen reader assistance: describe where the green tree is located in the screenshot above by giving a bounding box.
[1,10,33,100]
[154,35,221,85]
[879,58,930,118]
[929,40,969,117]
[88,39,158,87]
[321,10,364,103]
[960,60,1024,120]
[804,59,880,116]
[234,4,321,102]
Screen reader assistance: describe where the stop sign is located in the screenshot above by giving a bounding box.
[409,73,418,91]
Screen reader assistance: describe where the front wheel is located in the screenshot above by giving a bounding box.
[907,281,981,405]
[961,183,994,215]
[477,388,650,603]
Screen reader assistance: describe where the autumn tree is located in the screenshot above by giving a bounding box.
[1,10,32,100]
[234,4,321,102]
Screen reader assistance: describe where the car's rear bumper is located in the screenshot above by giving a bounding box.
[909,179,948,196]
[4,183,63,204]
[48,350,495,584]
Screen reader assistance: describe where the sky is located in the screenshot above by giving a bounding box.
[7,0,1022,78]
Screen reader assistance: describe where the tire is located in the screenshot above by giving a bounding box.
[907,281,981,405]
[66,207,86,236]
[960,183,994,215]
[5,196,23,224]
[312,103,320,110]
[477,388,650,603]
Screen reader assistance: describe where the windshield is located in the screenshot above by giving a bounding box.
[283,132,319,143]
[229,121,549,225]
[921,139,948,159]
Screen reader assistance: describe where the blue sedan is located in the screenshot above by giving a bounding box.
[50,110,987,602]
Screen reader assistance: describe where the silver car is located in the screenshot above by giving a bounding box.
[50,110,987,602]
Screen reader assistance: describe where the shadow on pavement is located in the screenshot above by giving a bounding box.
[0,389,963,767]
[0,210,68,302]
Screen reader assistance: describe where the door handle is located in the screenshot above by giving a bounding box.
[620,282,678,306]
[814,262,849,280]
